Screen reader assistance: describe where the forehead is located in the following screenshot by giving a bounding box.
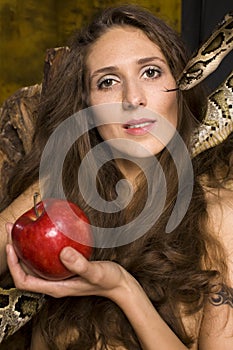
[86,25,164,70]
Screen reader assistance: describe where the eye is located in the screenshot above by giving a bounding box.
[142,66,161,79]
[97,76,120,90]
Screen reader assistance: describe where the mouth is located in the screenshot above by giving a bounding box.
[123,119,156,135]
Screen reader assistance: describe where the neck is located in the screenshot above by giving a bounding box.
[115,157,153,186]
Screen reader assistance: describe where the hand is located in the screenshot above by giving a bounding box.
[6,224,132,300]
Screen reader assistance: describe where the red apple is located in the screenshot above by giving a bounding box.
[11,197,93,280]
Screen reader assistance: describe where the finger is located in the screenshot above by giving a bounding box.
[6,243,18,264]
[6,243,30,285]
[6,244,77,297]
[5,222,13,243]
[5,222,13,233]
[6,243,32,283]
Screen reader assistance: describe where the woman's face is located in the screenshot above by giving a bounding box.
[87,26,178,158]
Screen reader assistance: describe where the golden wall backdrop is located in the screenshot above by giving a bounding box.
[0,0,181,105]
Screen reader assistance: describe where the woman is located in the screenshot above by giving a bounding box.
[1,5,233,350]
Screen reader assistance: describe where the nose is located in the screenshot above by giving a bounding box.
[122,81,146,110]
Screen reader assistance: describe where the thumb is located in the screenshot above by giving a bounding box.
[60,247,88,274]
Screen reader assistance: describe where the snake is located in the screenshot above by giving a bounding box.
[177,12,233,157]
[0,287,45,343]
[0,11,233,344]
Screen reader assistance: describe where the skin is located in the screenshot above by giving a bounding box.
[1,26,233,350]
[87,26,178,181]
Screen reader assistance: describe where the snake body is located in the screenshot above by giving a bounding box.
[190,70,233,157]
[178,13,233,89]
[0,287,45,343]
[0,11,233,343]
[177,12,233,157]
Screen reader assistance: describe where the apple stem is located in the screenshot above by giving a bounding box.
[33,192,40,218]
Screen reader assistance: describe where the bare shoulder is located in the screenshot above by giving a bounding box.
[0,182,40,222]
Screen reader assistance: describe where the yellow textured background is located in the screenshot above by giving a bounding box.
[0,0,181,104]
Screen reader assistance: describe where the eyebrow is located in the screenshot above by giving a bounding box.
[90,66,118,80]
[137,56,166,65]
[90,56,166,81]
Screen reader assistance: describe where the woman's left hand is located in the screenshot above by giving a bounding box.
[6,224,190,350]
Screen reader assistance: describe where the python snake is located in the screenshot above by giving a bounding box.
[0,287,45,343]
[0,11,233,343]
[177,12,233,157]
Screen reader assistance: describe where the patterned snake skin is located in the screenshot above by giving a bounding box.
[177,12,233,157]
[0,12,233,343]
[0,287,45,342]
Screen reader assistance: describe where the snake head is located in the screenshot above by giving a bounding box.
[177,65,203,90]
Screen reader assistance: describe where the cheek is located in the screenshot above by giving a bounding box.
[88,92,97,106]
[169,97,178,125]
[89,93,107,107]
[158,92,178,127]
[96,125,113,141]
[89,87,122,106]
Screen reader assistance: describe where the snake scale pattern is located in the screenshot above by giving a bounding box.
[0,11,233,343]
[0,287,45,342]
[177,12,233,157]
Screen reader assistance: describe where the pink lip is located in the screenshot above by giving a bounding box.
[123,118,156,136]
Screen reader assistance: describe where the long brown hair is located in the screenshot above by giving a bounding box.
[4,5,228,349]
